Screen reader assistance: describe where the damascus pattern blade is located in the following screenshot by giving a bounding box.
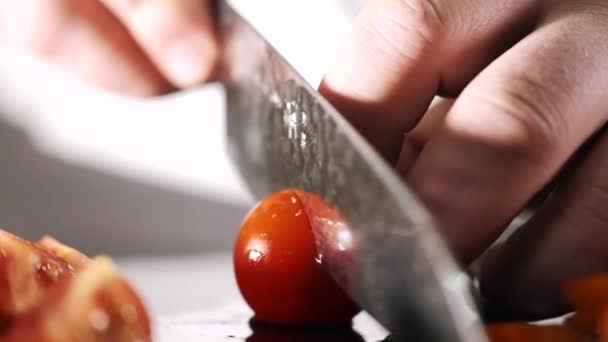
[220,3,486,341]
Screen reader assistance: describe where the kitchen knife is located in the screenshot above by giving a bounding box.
[219,3,486,341]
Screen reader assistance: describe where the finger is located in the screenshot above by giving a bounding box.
[100,0,218,88]
[411,98,455,147]
[407,6,608,264]
[0,0,172,96]
[396,97,454,176]
[479,126,608,321]
[320,0,539,162]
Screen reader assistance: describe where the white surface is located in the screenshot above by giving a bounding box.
[117,253,239,315]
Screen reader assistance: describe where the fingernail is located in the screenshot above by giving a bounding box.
[163,39,208,87]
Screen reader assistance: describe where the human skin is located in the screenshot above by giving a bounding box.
[0,0,219,96]
[2,0,608,320]
[320,0,608,320]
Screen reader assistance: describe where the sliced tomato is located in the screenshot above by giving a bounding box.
[0,230,75,325]
[3,256,151,342]
[234,189,360,326]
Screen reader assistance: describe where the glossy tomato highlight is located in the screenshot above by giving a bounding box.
[233,189,360,326]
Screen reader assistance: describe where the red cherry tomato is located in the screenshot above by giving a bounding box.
[233,189,360,326]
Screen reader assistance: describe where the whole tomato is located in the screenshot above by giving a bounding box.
[233,189,360,326]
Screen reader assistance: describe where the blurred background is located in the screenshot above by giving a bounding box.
[0,0,363,318]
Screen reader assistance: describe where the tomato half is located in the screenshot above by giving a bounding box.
[233,189,360,326]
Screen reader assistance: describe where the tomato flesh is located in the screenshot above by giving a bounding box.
[233,189,360,326]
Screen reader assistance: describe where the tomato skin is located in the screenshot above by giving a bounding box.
[233,189,360,326]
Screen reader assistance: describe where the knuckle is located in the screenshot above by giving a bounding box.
[504,72,569,142]
[355,0,445,60]
[464,74,569,164]
[396,0,445,42]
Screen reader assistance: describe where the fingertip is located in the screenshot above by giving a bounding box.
[100,0,220,89]
[161,32,219,87]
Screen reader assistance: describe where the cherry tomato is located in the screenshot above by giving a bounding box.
[233,189,360,326]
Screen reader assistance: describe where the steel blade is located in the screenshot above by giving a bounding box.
[219,3,486,341]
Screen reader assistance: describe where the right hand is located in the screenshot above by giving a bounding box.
[0,0,219,96]
[320,0,608,320]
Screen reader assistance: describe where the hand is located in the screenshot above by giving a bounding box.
[321,0,608,320]
[0,0,219,96]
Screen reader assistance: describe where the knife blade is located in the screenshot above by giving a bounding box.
[219,3,486,341]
